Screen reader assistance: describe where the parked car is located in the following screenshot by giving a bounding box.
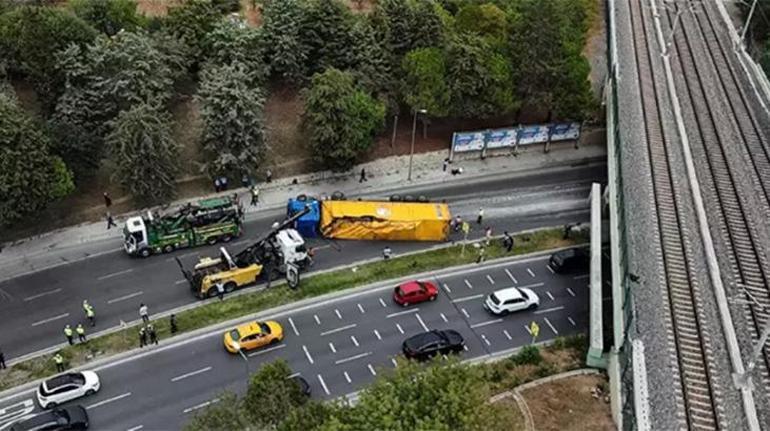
[36,372,100,409]
[289,375,311,397]
[483,287,540,315]
[402,329,464,360]
[549,248,589,274]
[224,320,284,353]
[393,281,439,306]
[10,406,89,431]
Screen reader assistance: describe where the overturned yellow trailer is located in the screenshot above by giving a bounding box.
[319,200,451,241]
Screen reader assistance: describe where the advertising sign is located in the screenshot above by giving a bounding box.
[517,125,551,145]
[484,129,516,149]
[452,132,486,153]
[550,122,581,142]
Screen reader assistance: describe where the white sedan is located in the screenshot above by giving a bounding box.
[36,371,100,409]
[483,287,540,315]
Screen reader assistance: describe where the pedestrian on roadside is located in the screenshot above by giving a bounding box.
[139,327,147,348]
[485,226,492,246]
[216,281,225,301]
[148,324,159,345]
[383,246,392,260]
[476,207,484,225]
[139,303,149,323]
[250,185,260,206]
[106,212,117,229]
[103,192,112,208]
[453,215,462,232]
[443,158,449,172]
[221,176,228,191]
[76,324,86,343]
[54,353,65,372]
[266,169,273,183]
[359,168,367,183]
[503,231,514,253]
[241,174,250,188]
[477,245,486,264]
[86,306,95,327]
[563,223,572,239]
[214,177,221,193]
[0,347,6,369]
[64,325,74,345]
[170,314,178,334]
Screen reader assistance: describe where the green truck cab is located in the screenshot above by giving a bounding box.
[123,196,244,257]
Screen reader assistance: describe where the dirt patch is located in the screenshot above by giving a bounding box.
[521,374,613,431]
[492,396,527,430]
[583,0,608,100]
[263,84,312,178]
[136,0,184,17]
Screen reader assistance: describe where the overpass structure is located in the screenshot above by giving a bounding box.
[605,0,770,429]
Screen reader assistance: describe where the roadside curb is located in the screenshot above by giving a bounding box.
[0,245,581,403]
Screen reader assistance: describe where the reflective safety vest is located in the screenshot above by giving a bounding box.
[76,326,85,335]
[53,354,63,364]
[86,307,95,318]
[64,327,73,337]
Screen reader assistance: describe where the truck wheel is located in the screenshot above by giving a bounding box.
[139,248,151,258]
[224,282,236,293]
[207,288,218,298]
[206,236,218,246]
[222,235,233,243]
[162,244,174,254]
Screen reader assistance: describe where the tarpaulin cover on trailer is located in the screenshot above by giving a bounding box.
[320,200,451,241]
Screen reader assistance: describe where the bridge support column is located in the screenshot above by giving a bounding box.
[587,182,607,368]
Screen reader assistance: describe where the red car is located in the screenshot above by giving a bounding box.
[393,281,438,306]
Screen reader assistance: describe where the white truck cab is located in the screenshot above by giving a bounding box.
[124,215,149,256]
[275,229,309,269]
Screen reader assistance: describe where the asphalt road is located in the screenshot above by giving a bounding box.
[0,162,605,361]
[0,255,590,431]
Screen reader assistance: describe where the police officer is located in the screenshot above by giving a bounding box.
[53,353,64,372]
[148,324,159,345]
[139,327,147,348]
[63,325,74,345]
[86,306,95,327]
[170,314,178,334]
[76,324,86,343]
[383,246,392,260]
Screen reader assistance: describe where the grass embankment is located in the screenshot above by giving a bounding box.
[0,228,585,392]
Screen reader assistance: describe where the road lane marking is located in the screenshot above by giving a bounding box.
[287,373,301,378]
[86,392,132,410]
[379,298,387,307]
[481,334,491,346]
[314,314,321,325]
[440,313,448,322]
[452,294,484,303]
[470,319,503,329]
[23,288,62,301]
[573,274,590,280]
[546,291,554,301]
[568,317,577,327]
[174,279,187,285]
[566,287,576,297]
[415,313,429,332]
[526,268,535,277]
[107,291,143,304]
[318,374,330,394]
[442,283,452,293]
[0,400,34,426]
[171,366,212,382]
[335,309,342,319]
[97,268,134,281]
[368,364,377,376]
[351,335,359,347]
[505,269,517,284]
[303,345,314,364]
[329,342,336,353]
[335,352,372,365]
[503,330,512,340]
[534,306,564,314]
[546,265,555,274]
[525,325,532,335]
[183,398,219,414]
[544,317,558,334]
[320,323,357,336]
[464,279,473,289]
[248,344,286,357]
[357,303,365,314]
[288,317,299,336]
[391,357,398,367]
[386,308,419,318]
[396,323,404,334]
[463,345,469,351]
[461,308,470,318]
[31,313,69,327]
[127,426,144,431]
[519,282,545,289]
[344,372,351,383]
[374,329,382,340]
[486,275,495,284]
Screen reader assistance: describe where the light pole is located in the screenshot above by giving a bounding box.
[408,108,427,181]
[233,342,250,391]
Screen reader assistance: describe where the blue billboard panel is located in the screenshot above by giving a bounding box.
[550,122,581,142]
[517,125,551,145]
[452,132,485,153]
[485,129,516,149]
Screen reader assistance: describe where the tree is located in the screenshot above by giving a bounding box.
[261,0,307,82]
[409,0,447,50]
[69,0,145,36]
[455,3,508,41]
[299,0,356,75]
[760,39,770,77]
[304,68,385,172]
[106,103,178,203]
[184,393,250,431]
[164,0,222,65]
[401,47,450,116]
[0,92,74,227]
[197,62,267,178]
[0,6,97,107]
[202,20,267,84]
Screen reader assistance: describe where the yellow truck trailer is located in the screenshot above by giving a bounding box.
[319,200,451,241]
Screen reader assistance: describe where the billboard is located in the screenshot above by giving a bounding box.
[516,125,551,145]
[451,122,581,155]
[484,129,516,149]
[452,132,486,153]
[550,122,581,142]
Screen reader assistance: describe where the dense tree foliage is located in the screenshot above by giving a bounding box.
[401,47,450,116]
[299,0,356,76]
[349,17,396,105]
[197,62,267,178]
[455,3,508,40]
[203,21,266,82]
[0,6,96,105]
[106,103,178,203]
[304,68,385,172]
[261,0,307,82]
[164,0,222,65]
[0,92,74,226]
[69,0,144,36]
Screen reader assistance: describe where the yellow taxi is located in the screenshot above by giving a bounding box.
[224,320,284,353]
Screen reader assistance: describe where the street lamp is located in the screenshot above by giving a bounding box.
[408,108,427,181]
[232,342,250,391]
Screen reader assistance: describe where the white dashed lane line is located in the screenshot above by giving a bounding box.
[442,283,452,294]
[329,342,336,353]
[86,392,132,410]
[481,334,491,346]
[526,268,536,278]
[335,352,372,365]
[415,313,429,332]
[544,317,558,335]
[440,313,448,322]
[470,319,502,329]
[546,265,555,274]
[546,291,555,301]
[303,345,314,364]
[351,335,359,347]
[107,291,143,304]
[23,288,62,302]
[287,372,300,378]
[357,303,365,314]
[568,317,577,327]
[452,294,484,303]
[126,425,144,431]
[464,279,473,289]
[505,269,518,284]
[288,317,299,336]
[97,268,134,281]
[534,306,565,315]
[486,275,495,284]
[344,371,352,383]
[520,282,545,289]
[174,279,187,285]
[31,313,69,327]
[182,398,219,414]
[503,330,512,340]
[368,364,377,376]
[248,344,285,357]
[171,366,212,382]
[461,308,470,318]
[374,329,382,340]
[566,287,576,297]
[573,274,590,280]
[386,308,419,318]
[314,314,321,325]
[320,323,357,336]
[396,323,404,334]
[379,298,387,308]
[317,375,330,395]
[335,309,343,320]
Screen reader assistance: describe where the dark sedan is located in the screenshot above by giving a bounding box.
[402,329,465,361]
[10,406,88,431]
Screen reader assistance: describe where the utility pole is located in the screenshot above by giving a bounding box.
[407,108,427,181]
[740,0,759,44]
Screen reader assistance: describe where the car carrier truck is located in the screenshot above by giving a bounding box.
[123,196,243,257]
[176,207,311,299]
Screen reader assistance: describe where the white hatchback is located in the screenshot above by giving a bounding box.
[483,287,540,315]
[36,371,101,409]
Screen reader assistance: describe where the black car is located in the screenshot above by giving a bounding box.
[549,248,589,274]
[10,406,89,431]
[402,329,465,360]
[289,375,311,397]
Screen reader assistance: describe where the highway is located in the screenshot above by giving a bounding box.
[0,162,605,361]
[0,255,590,430]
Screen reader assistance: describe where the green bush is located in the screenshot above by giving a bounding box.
[510,345,542,366]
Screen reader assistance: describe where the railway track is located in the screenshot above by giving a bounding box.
[627,0,723,428]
